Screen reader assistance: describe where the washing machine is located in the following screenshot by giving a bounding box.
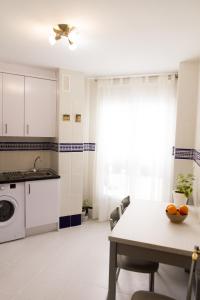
[0,182,25,243]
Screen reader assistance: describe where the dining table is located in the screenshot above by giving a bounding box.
[107,201,200,300]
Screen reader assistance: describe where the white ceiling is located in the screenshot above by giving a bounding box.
[0,0,200,76]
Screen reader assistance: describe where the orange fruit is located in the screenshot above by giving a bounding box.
[166,203,174,210]
[179,205,189,215]
[166,204,177,215]
[176,209,181,216]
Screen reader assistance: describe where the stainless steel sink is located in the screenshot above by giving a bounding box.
[0,169,59,182]
[22,170,53,177]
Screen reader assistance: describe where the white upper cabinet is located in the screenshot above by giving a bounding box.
[0,72,57,137]
[2,74,25,136]
[0,74,2,136]
[25,77,56,137]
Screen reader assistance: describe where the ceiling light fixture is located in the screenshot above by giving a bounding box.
[49,24,78,50]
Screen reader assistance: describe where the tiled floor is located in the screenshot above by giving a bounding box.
[0,221,188,300]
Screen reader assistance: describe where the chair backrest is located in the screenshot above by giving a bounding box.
[186,246,200,300]
[109,207,120,231]
[121,195,130,214]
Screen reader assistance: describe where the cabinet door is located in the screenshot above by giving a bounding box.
[25,77,56,137]
[3,74,24,136]
[0,73,2,136]
[25,180,59,229]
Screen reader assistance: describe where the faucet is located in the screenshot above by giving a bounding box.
[32,156,41,172]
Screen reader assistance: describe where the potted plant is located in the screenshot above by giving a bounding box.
[173,173,194,206]
[82,199,93,222]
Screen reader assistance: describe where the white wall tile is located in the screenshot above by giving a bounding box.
[58,152,84,216]
[50,151,59,173]
[193,64,200,206]
[58,152,71,174]
[175,62,199,148]
[57,69,85,217]
[173,61,199,186]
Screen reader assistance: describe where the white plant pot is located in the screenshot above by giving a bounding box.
[197,207,200,222]
[88,208,93,219]
[172,191,187,206]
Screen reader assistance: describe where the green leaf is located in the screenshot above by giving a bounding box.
[175,173,195,197]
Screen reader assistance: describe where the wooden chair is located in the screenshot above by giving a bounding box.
[131,246,200,300]
[109,206,159,292]
[120,195,130,214]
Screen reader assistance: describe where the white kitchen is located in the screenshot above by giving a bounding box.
[1,1,200,300]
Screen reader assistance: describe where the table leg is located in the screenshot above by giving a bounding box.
[195,270,200,300]
[107,241,117,300]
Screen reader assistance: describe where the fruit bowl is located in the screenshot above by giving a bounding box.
[165,211,187,223]
[165,204,188,223]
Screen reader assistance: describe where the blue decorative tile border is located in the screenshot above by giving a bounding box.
[194,149,200,167]
[174,147,194,160]
[173,147,200,166]
[59,214,81,229]
[0,142,51,151]
[84,143,95,151]
[0,142,96,152]
[59,143,83,152]
[49,143,58,152]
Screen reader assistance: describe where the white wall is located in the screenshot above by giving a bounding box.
[193,64,200,206]
[175,62,198,148]
[174,61,200,207]
[82,80,98,206]
[173,61,199,185]
[83,80,90,203]
[58,69,84,144]
[57,69,85,216]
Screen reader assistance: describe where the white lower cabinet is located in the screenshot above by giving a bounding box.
[25,180,59,230]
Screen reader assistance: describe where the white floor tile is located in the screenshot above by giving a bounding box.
[0,220,188,300]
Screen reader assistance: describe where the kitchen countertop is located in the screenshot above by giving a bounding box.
[0,169,60,184]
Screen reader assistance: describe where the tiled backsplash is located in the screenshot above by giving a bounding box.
[174,147,200,166]
[0,150,52,172]
[0,142,96,152]
[0,142,52,151]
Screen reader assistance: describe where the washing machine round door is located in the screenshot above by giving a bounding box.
[0,196,18,226]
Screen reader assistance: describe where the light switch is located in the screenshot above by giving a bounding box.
[63,114,70,121]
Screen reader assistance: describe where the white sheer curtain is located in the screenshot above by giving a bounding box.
[91,75,177,221]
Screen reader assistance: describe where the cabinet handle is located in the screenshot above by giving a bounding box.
[28,184,31,194]
[5,124,7,134]
[26,124,29,135]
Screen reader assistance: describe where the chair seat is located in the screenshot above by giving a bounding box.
[132,291,175,300]
[117,255,159,273]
